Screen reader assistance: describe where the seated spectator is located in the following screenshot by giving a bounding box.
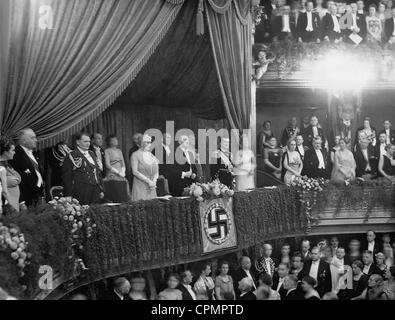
[177,270,196,300]
[338,260,368,300]
[362,250,381,276]
[384,7,395,44]
[281,117,300,147]
[263,137,283,180]
[258,121,275,155]
[158,274,182,300]
[104,135,129,202]
[363,274,390,300]
[258,273,280,300]
[321,3,343,42]
[215,261,235,300]
[238,277,257,300]
[272,5,297,41]
[366,4,382,43]
[272,263,289,300]
[297,1,321,43]
[100,277,131,300]
[303,137,330,179]
[283,274,304,300]
[330,135,341,165]
[378,144,395,182]
[331,138,356,185]
[349,239,362,263]
[283,139,303,185]
[301,276,321,300]
[354,139,377,179]
[193,263,215,300]
[129,274,148,300]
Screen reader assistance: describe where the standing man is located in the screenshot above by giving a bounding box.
[303,137,330,179]
[177,270,197,300]
[90,133,106,178]
[255,243,278,278]
[375,132,388,161]
[272,263,289,300]
[233,256,258,299]
[321,3,343,42]
[62,132,103,205]
[10,128,44,207]
[210,137,234,188]
[299,246,332,297]
[363,230,381,257]
[297,1,321,43]
[303,116,327,150]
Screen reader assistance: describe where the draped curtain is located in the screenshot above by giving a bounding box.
[0,0,184,148]
[205,0,253,130]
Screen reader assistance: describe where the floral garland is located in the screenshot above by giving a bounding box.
[48,197,97,278]
[0,222,31,278]
[184,179,234,202]
[292,176,328,232]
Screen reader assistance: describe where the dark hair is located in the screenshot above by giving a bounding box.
[166,273,180,283]
[302,276,317,287]
[263,121,271,127]
[282,243,291,248]
[90,133,102,140]
[180,270,192,281]
[74,132,90,142]
[106,134,117,146]
[113,277,129,289]
[369,3,377,9]
[292,252,303,260]
[362,250,373,256]
[352,260,364,270]
[0,138,15,155]
[219,260,230,269]
[259,273,273,286]
[199,262,211,274]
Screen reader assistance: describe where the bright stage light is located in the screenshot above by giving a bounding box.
[309,50,374,91]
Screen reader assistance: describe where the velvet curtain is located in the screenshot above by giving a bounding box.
[205,0,253,130]
[0,0,184,148]
[0,0,11,128]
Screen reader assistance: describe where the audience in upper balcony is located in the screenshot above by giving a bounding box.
[331,138,357,184]
[303,116,327,150]
[283,139,303,185]
[366,4,383,43]
[379,120,395,145]
[303,136,330,179]
[356,117,377,147]
[321,3,343,42]
[263,136,284,180]
[354,138,377,179]
[297,1,321,43]
[258,121,275,154]
[378,143,395,181]
[384,7,395,43]
[281,117,300,147]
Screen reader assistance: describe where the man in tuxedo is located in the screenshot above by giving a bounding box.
[379,120,395,146]
[62,132,103,205]
[271,5,297,41]
[100,277,131,300]
[321,3,343,42]
[210,137,234,188]
[362,250,381,276]
[177,270,196,300]
[300,240,312,262]
[290,253,304,278]
[354,139,377,178]
[272,263,289,300]
[299,247,332,297]
[363,230,381,257]
[167,135,197,197]
[297,1,321,43]
[356,0,366,16]
[330,236,340,257]
[238,277,256,300]
[10,128,44,207]
[303,116,327,150]
[333,247,352,269]
[255,243,278,278]
[342,3,367,43]
[375,132,388,162]
[384,7,395,43]
[233,256,258,299]
[303,137,330,179]
[90,133,106,178]
[283,275,304,300]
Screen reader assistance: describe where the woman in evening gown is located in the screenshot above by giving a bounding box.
[233,138,256,191]
[263,136,283,180]
[283,139,303,186]
[331,138,356,184]
[131,135,159,201]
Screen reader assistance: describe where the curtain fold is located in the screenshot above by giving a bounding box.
[0,0,11,129]
[1,0,184,148]
[205,0,253,130]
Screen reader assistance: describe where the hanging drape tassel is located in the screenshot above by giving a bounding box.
[196,0,204,35]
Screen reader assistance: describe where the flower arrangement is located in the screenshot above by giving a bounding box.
[184,180,234,202]
[48,197,97,275]
[0,222,31,277]
[292,176,328,232]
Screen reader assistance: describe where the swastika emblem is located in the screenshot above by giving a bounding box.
[203,203,232,245]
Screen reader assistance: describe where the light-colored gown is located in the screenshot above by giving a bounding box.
[331,149,356,183]
[131,150,159,201]
[5,165,21,212]
[233,149,255,192]
[283,151,302,186]
[104,148,129,202]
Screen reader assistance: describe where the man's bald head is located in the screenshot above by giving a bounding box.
[240,256,252,270]
[18,128,38,150]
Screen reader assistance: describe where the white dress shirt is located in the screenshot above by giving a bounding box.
[306,11,313,31]
[309,260,320,281]
[182,284,197,300]
[276,277,285,292]
[312,126,319,137]
[368,241,375,253]
[380,143,386,156]
[297,145,305,158]
[245,270,257,289]
[78,147,95,165]
[264,258,273,277]
[93,146,103,171]
[332,14,341,33]
[351,13,357,28]
[361,149,371,171]
[363,263,372,275]
[282,14,291,32]
[21,145,43,188]
[114,290,124,300]
[315,149,326,169]
[385,129,391,145]
[393,18,395,36]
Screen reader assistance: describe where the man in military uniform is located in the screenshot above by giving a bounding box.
[62,132,103,205]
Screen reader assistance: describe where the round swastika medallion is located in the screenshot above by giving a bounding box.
[203,202,232,245]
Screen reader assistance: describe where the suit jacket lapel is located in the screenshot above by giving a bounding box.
[76,148,96,169]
